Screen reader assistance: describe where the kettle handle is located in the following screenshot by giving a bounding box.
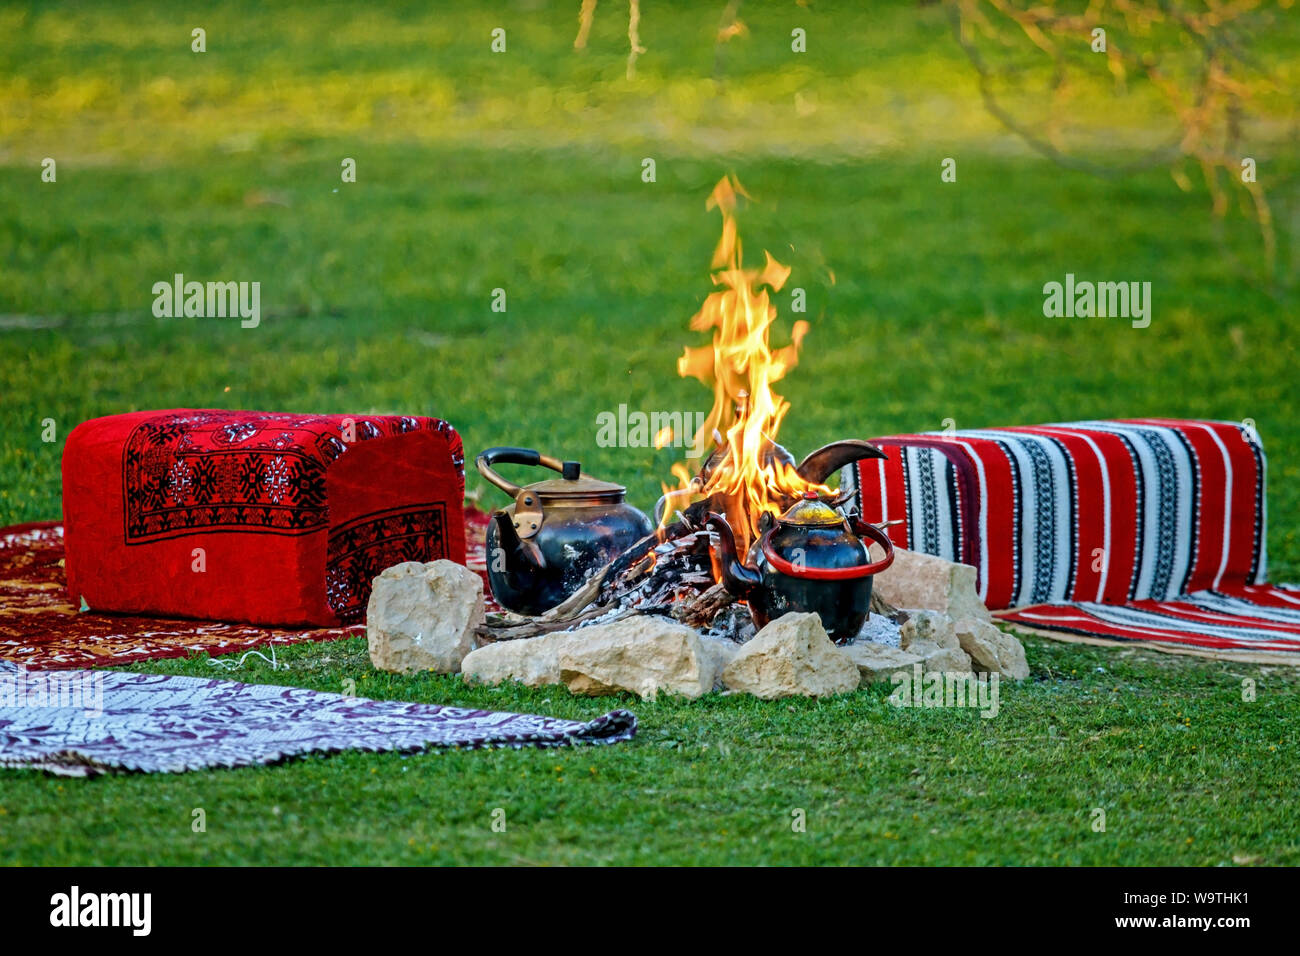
[476,447,581,498]
[758,518,895,580]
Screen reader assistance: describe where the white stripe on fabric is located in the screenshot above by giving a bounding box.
[1255,435,1269,584]
[1189,591,1300,625]
[1083,423,1165,599]
[1258,585,1300,606]
[878,459,888,526]
[1006,608,1218,644]
[939,437,991,604]
[933,451,957,562]
[903,446,953,561]
[1187,422,1235,590]
[1077,421,1193,601]
[956,434,1033,606]
[1073,422,1157,598]
[1162,426,1196,597]
[1006,606,1300,650]
[1135,417,1265,588]
[912,431,996,601]
[903,447,923,552]
[1037,426,1112,603]
[1071,601,1300,644]
[959,430,1072,605]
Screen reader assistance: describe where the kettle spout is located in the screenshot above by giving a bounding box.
[491,511,547,572]
[705,513,762,600]
[795,439,888,485]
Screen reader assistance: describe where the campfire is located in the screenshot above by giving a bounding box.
[478,176,892,644]
[656,174,829,556]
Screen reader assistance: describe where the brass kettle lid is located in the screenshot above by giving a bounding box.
[778,491,844,527]
[522,461,626,500]
[525,476,626,500]
[477,448,627,502]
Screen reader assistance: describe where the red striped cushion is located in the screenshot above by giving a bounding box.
[844,419,1296,653]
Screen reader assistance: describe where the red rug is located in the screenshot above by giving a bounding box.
[0,509,493,671]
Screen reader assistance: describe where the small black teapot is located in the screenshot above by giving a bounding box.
[707,493,895,643]
[478,447,654,616]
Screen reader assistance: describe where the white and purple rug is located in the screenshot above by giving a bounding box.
[0,661,636,776]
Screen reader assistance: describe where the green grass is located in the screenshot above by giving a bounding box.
[2,635,1297,866]
[0,0,1298,865]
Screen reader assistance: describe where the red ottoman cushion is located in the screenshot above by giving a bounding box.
[62,409,466,627]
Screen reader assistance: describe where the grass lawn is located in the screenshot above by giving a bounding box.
[0,0,1297,865]
[3,636,1298,866]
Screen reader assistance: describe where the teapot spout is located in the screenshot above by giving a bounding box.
[705,513,762,600]
[795,439,888,485]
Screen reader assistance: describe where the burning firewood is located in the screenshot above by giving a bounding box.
[475,519,726,642]
[475,605,634,643]
[671,581,735,629]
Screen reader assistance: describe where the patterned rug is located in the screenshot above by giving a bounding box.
[0,508,495,670]
[845,419,1300,662]
[0,659,636,775]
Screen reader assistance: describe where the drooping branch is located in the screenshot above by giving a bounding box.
[574,0,597,50]
[947,0,1289,282]
[572,0,649,81]
[627,0,646,79]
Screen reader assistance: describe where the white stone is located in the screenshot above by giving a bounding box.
[722,612,860,699]
[460,632,564,688]
[900,636,974,674]
[873,548,991,622]
[955,618,1030,680]
[366,560,484,674]
[899,610,959,650]
[462,615,716,700]
[919,643,973,674]
[841,642,923,684]
[555,616,714,699]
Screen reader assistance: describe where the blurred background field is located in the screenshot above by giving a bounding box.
[2,1,1297,577]
[1,0,1299,868]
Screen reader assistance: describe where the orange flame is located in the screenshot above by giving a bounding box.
[664,175,828,553]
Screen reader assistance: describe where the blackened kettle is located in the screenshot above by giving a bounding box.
[477,447,653,615]
[707,492,894,643]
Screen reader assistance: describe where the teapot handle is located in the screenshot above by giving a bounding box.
[476,447,581,498]
[758,518,895,580]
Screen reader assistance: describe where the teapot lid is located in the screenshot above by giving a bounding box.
[778,491,844,527]
[524,463,627,500]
